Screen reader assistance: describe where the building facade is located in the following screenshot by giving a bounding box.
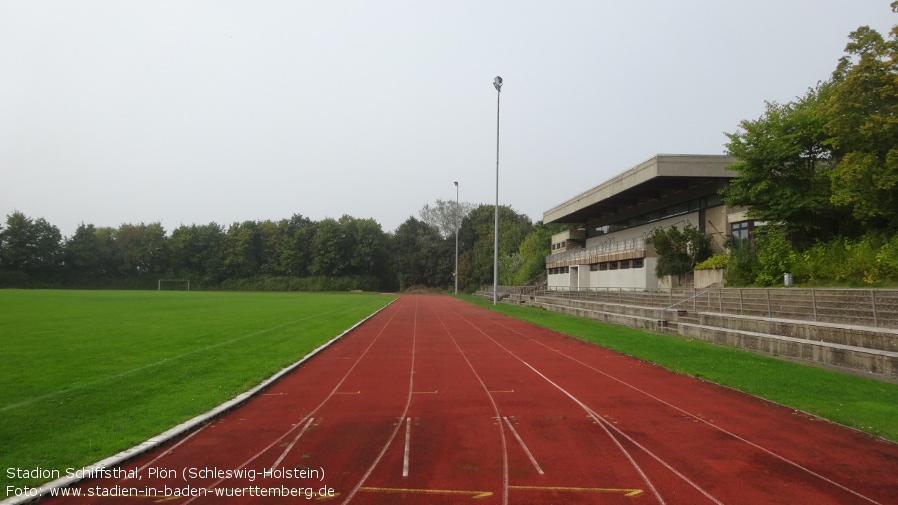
[543,154,742,290]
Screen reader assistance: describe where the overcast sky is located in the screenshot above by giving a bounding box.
[1,1,894,238]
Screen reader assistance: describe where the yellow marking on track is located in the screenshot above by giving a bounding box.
[360,487,493,499]
[334,391,361,394]
[489,389,515,393]
[412,390,438,394]
[509,485,643,497]
[261,392,285,396]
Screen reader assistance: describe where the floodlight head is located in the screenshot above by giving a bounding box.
[493,76,503,91]
[454,181,458,187]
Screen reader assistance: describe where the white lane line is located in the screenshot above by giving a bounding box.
[122,426,207,481]
[437,315,510,505]
[489,316,883,505]
[502,417,544,475]
[445,304,670,505]
[403,417,412,477]
[270,417,316,472]
[340,298,419,504]
[182,302,405,504]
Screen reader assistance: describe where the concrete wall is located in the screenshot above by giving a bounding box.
[547,257,658,289]
[695,268,725,288]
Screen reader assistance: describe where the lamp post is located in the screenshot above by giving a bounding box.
[493,76,502,305]
[454,181,459,295]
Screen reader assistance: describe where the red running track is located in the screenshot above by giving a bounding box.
[37,295,898,504]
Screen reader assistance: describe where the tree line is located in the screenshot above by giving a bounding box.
[0,203,562,292]
[718,2,898,285]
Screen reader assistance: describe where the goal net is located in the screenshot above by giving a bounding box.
[158,279,191,291]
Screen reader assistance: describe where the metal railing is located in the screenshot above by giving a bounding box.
[546,237,645,264]
[490,286,898,329]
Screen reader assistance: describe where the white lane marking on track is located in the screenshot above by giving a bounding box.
[445,303,668,505]
[270,417,316,471]
[487,316,884,505]
[340,298,419,504]
[502,417,544,475]
[517,360,712,505]
[437,313,510,505]
[182,303,405,504]
[403,417,411,477]
[122,426,206,481]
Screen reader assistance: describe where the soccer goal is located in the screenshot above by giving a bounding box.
[158,279,191,291]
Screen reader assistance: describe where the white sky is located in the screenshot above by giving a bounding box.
[1,1,894,238]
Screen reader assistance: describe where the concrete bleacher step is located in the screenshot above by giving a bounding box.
[535,299,670,332]
[527,293,898,381]
[677,321,898,380]
[697,313,898,353]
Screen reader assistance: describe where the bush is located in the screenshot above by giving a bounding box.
[794,233,898,285]
[725,240,759,286]
[695,254,729,271]
[754,225,797,286]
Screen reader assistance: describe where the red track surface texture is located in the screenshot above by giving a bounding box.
[40,295,898,504]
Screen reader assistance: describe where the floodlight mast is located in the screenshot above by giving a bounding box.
[493,76,502,305]
[454,181,459,295]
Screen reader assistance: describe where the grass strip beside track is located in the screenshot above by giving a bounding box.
[0,289,394,491]
[460,295,898,443]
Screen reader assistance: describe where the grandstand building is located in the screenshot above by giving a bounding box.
[543,154,745,290]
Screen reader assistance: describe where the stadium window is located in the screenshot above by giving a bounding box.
[731,221,750,242]
[620,260,630,269]
[599,262,608,271]
[590,263,599,271]
[609,261,618,270]
[633,258,644,268]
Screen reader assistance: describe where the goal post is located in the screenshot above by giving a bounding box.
[158,279,190,291]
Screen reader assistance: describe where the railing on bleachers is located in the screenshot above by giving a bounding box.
[487,286,898,329]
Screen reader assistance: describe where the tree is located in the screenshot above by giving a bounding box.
[277,214,316,277]
[343,216,389,277]
[822,16,898,229]
[392,217,452,290]
[419,199,475,239]
[650,222,712,281]
[457,204,533,290]
[64,223,104,278]
[510,222,566,285]
[223,221,262,279]
[115,222,168,277]
[168,223,227,283]
[310,218,348,277]
[0,211,63,276]
[255,220,282,276]
[722,84,839,235]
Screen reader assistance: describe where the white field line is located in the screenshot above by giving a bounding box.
[437,312,510,505]
[1,299,397,505]
[2,304,359,413]
[483,311,882,505]
[403,417,412,477]
[502,417,544,475]
[340,298,419,505]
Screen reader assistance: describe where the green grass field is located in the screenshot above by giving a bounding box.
[461,295,898,443]
[0,289,394,490]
